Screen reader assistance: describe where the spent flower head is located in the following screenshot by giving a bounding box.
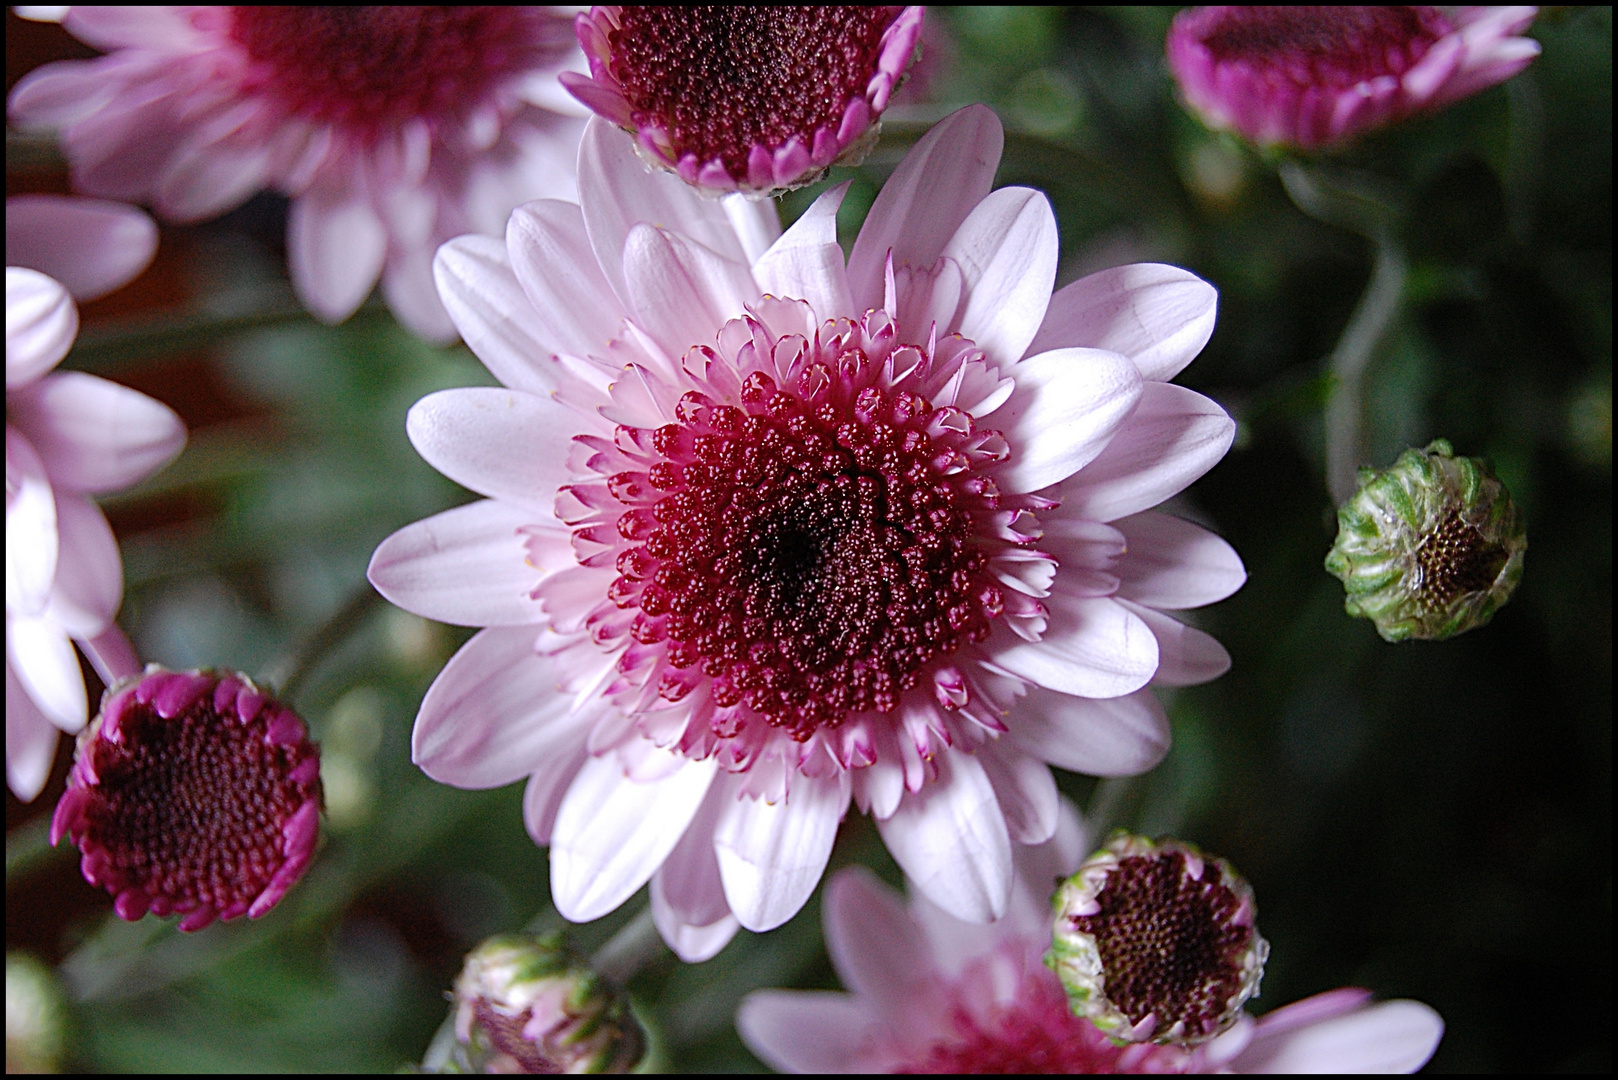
[1326,439,1526,642]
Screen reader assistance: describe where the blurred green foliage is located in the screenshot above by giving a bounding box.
[7,6,1610,1074]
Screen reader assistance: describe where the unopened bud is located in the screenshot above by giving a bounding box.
[7,952,67,1073]
[1326,439,1526,642]
[1047,833,1267,1047]
[452,932,646,1074]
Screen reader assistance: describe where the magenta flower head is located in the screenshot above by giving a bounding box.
[1166,6,1541,150]
[562,6,924,194]
[50,667,322,932]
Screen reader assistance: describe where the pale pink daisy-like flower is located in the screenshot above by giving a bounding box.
[738,808,1445,1074]
[1166,6,1541,150]
[7,6,591,343]
[368,105,1240,958]
[51,666,323,931]
[562,6,924,194]
[7,198,183,802]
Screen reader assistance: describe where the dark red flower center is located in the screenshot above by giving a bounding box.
[228,6,554,136]
[1416,509,1507,606]
[1199,6,1452,88]
[607,6,899,175]
[1064,850,1253,1037]
[601,369,1005,739]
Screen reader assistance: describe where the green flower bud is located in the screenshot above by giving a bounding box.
[1326,439,1526,642]
[1046,833,1268,1047]
[7,952,68,1073]
[450,932,645,1074]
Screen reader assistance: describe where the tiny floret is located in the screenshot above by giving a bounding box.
[1326,439,1526,642]
[50,667,322,932]
[1047,833,1268,1047]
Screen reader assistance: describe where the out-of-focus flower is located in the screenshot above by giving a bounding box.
[51,666,322,931]
[562,6,923,194]
[737,808,1445,1074]
[6,952,67,1074]
[451,932,646,1074]
[1325,439,1526,642]
[369,105,1239,959]
[1048,833,1267,1046]
[1166,6,1541,150]
[7,203,183,801]
[8,6,591,343]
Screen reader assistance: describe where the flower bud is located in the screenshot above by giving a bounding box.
[1047,833,1268,1047]
[7,952,68,1073]
[50,667,322,932]
[452,933,646,1074]
[1326,439,1526,642]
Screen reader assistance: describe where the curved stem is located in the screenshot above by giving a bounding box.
[1324,237,1407,505]
[590,905,665,986]
[78,623,142,686]
[268,588,384,707]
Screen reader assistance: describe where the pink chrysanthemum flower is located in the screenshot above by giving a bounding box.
[51,666,322,932]
[1166,6,1541,150]
[561,6,924,194]
[8,6,591,343]
[368,105,1240,958]
[738,809,1445,1074]
[7,199,184,802]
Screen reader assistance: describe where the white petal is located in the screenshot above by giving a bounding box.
[405,388,577,512]
[6,426,58,615]
[368,500,549,627]
[651,781,741,962]
[1028,263,1217,382]
[5,195,157,301]
[7,268,76,388]
[823,865,933,1003]
[736,991,871,1074]
[434,234,564,395]
[723,193,782,265]
[715,771,848,932]
[939,187,1058,366]
[1115,511,1246,609]
[991,347,1142,494]
[1060,382,1234,522]
[287,184,386,324]
[412,626,591,788]
[623,224,757,358]
[550,748,717,922]
[989,591,1159,699]
[43,492,120,637]
[847,105,1003,313]
[877,750,1012,923]
[381,245,458,346]
[1233,999,1444,1074]
[752,182,853,320]
[522,742,591,846]
[506,200,626,361]
[5,614,85,733]
[6,370,184,494]
[978,744,1059,844]
[1118,600,1231,687]
[6,657,61,801]
[1010,686,1170,777]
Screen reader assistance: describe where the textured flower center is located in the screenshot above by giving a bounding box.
[1415,510,1508,606]
[602,367,1005,740]
[607,6,898,176]
[1069,850,1252,1037]
[1199,6,1451,88]
[228,6,542,135]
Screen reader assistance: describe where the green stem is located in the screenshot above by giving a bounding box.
[590,906,665,986]
[268,588,384,708]
[1324,238,1407,505]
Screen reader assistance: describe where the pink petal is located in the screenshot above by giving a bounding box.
[6,613,85,733]
[506,200,627,362]
[977,744,1059,844]
[369,500,553,627]
[824,866,933,1004]
[6,60,118,130]
[287,182,386,325]
[715,770,848,932]
[1118,599,1231,687]
[988,591,1159,699]
[722,194,782,265]
[43,491,121,637]
[155,125,271,222]
[848,105,1004,314]
[411,626,593,788]
[5,196,158,302]
[1009,685,1170,777]
[991,347,1143,494]
[1114,511,1246,610]
[939,187,1058,366]
[405,388,577,512]
[621,224,758,359]
[63,5,203,50]
[433,234,565,395]
[876,749,1012,923]
[1059,382,1234,522]
[6,268,77,387]
[381,245,457,346]
[736,990,871,1074]
[7,370,184,494]
[6,658,61,801]
[650,784,740,962]
[1231,999,1444,1074]
[550,748,717,922]
[1028,263,1218,382]
[558,70,634,126]
[6,426,58,614]
[752,182,854,321]
[522,739,591,846]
